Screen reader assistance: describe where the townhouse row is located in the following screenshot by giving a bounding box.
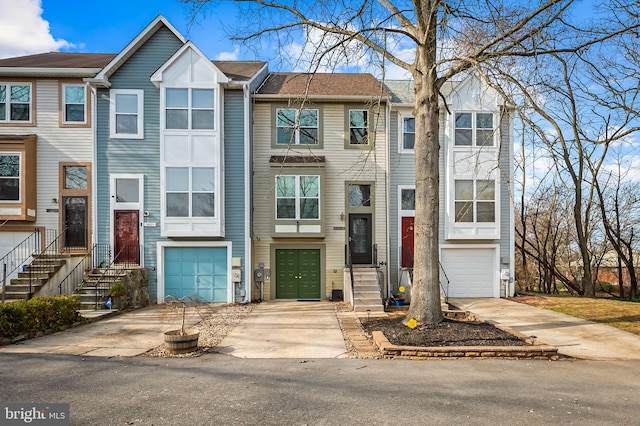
[0,15,514,307]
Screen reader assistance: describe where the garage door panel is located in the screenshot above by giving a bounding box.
[441,247,496,298]
[164,247,228,302]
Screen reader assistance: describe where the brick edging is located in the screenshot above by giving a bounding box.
[372,331,560,360]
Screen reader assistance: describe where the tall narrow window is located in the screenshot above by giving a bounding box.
[276,175,320,219]
[0,83,31,123]
[402,117,415,150]
[0,153,20,201]
[349,110,369,145]
[110,89,144,139]
[63,85,86,123]
[276,108,319,145]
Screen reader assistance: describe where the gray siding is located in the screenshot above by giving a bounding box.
[223,89,246,260]
[95,27,184,299]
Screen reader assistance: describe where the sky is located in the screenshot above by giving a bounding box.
[0,0,245,61]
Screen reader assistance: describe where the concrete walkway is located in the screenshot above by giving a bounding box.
[0,304,219,357]
[216,301,349,358]
[450,297,640,360]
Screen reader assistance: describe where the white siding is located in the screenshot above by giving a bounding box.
[0,79,93,230]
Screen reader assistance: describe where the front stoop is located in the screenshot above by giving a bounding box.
[350,268,385,314]
[372,331,560,359]
[1,255,69,301]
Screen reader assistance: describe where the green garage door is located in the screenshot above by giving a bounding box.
[276,249,321,299]
[164,247,228,302]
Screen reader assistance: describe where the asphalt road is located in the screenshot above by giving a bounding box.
[1,353,639,425]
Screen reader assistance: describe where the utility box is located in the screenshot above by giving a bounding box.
[254,269,264,283]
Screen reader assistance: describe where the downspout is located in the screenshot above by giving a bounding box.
[242,82,252,304]
[385,98,391,303]
[89,83,98,249]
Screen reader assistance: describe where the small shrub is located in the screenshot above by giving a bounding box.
[0,295,81,340]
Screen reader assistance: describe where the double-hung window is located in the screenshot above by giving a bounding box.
[110,89,144,139]
[276,175,320,220]
[454,179,495,223]
[276,108,319,145]
[454,112,495,147]
[0,83,31,123]
[166,88,215,130]
[349,110,369,145]
[166,167,215,218]
[0,153,20,201]
[402,116,415,150]
[62,84,86,123]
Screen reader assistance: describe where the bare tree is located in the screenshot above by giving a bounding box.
[183,0,638,322]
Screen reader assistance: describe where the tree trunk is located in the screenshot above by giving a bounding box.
[406,37,442,324]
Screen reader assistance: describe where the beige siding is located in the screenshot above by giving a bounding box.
[252,101,387,300]
[0,79,93,230]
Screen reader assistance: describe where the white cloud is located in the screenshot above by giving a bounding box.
[215,47,240,61]
[0,0,73,59]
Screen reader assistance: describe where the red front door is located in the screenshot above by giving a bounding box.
[114,210,140,264]
[401,216,414,268]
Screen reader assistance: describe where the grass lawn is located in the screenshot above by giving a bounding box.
[512,294,640,335]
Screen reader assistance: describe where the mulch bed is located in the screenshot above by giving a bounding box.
[361,316,527,347]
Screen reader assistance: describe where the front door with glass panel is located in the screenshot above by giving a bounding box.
[62,196,87,248]
[111,175,143,265]
[60,164,91,251]
[349,214,373,264]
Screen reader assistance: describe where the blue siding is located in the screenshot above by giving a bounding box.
[95,26,184,300]
[223,89,246,260]
[223,89,247,300]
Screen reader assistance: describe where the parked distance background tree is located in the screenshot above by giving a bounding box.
[183,0,640,319]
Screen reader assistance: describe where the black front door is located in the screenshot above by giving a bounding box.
[349,213,372,264]
[62,196,87,249]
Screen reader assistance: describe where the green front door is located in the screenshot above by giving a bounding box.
[275,249,321,299]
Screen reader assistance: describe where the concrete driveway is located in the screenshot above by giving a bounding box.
[450,297,640,360]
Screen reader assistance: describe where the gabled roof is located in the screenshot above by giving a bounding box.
[214,61,268,83]
[0,52,115,77]
[384,79,460,105]
[255,72,389,100]
[88,15,185,87]
[150,42,229,88]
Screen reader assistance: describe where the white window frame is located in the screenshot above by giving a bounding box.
[348,109,369,145]
[0,152,21,203]
[165,88,216,131]
[275,108,319,145]
[0,83,32,123]
[165,166,216,219]
[110,89,144,139]
[275,175,320,220]
[454,111,497,147]
[62,83,87,124]
[454,179,496,224]
[399,113,415,152]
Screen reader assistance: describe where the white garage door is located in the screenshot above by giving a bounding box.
[440,247,497,297]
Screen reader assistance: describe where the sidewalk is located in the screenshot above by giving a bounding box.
[0,304,219,357]
[449,297,640,360]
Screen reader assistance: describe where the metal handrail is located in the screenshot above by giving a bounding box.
[89,245,135,309]
[439,261,450,303]
[27,229,69,299]
[0,229,42,284]
[58,243,113,295]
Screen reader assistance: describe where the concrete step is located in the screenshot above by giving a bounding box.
[353,284,380,292]
[353,304,385,313]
